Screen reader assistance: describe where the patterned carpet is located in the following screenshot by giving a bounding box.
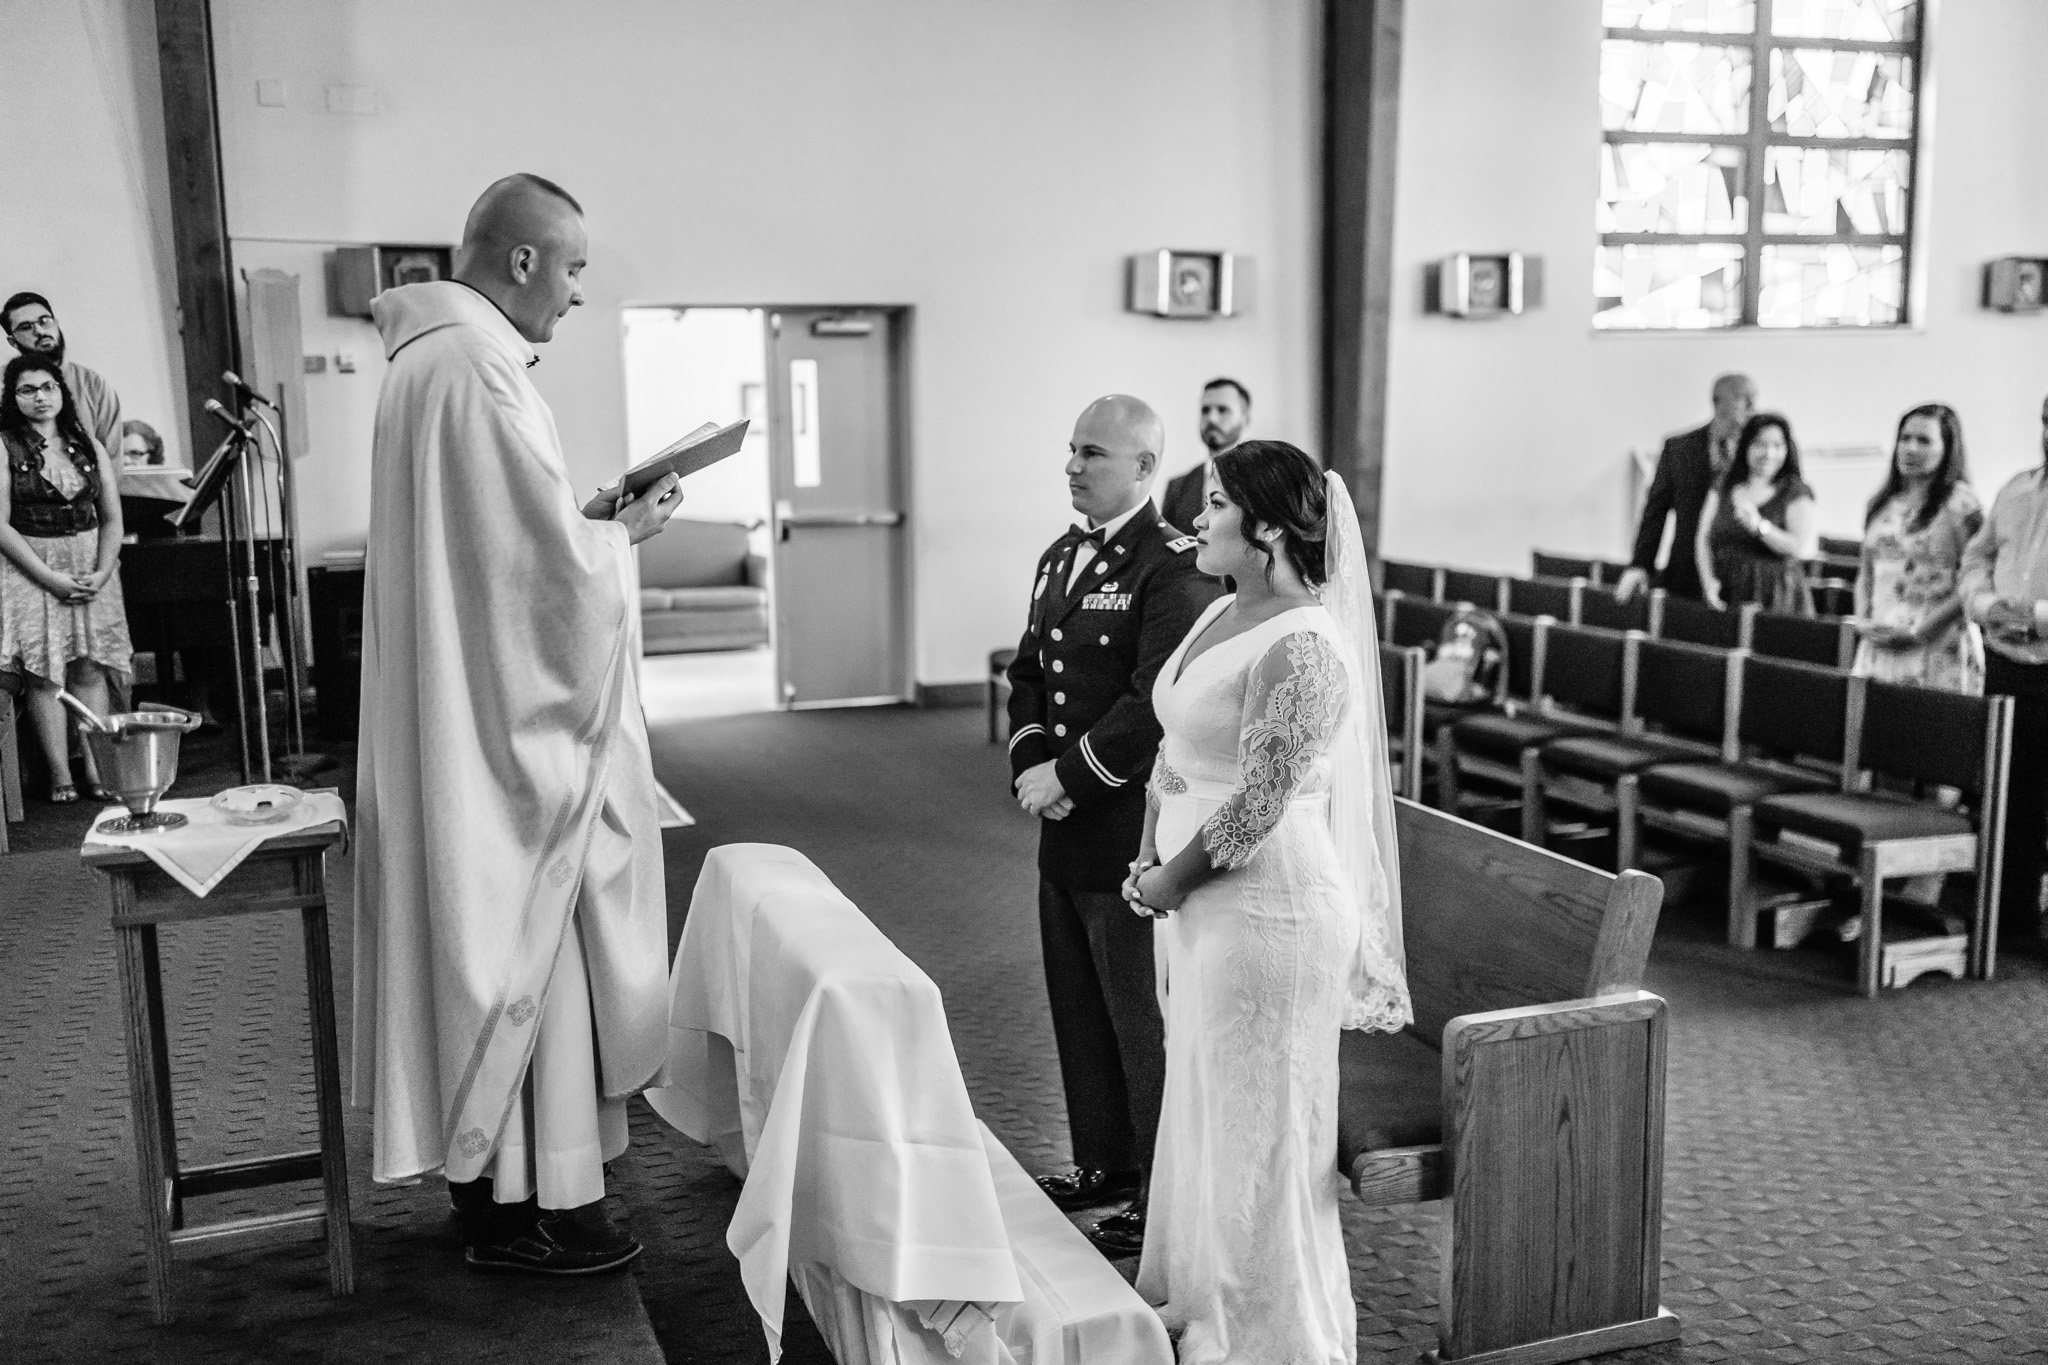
[3,705,2046,1361]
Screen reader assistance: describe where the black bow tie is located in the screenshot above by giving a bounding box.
[1068,526,1107,549]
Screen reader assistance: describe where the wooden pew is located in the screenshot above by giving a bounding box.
[1339,799,1677,1364]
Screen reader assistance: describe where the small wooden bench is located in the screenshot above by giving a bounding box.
[1338,798,1677,1364]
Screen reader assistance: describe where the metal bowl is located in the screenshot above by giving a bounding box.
[82,708,201,827]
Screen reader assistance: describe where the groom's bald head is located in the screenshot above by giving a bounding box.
[452,174,588,345]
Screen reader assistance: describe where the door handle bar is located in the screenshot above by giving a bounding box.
[780,512,905,529]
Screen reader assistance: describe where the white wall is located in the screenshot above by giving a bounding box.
[209,0,1319,683]
[1381,0,2048,572]
[1,0,186,466]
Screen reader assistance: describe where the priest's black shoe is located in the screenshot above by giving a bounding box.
[1088,1203,1147,1259]
[1034,1167,1141,1211]
[466,1200,643,1275]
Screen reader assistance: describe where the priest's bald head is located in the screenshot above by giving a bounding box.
[452,173,587,344]
[1067,394,1164,526]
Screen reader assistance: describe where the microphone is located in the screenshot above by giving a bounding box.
[222,370,276,410]
[204,398,257,434]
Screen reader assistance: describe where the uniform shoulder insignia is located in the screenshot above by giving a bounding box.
[1164,530,1199,553]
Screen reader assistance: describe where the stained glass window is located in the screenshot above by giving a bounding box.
[1596,0,1921,328]
[1770,49,1914,138]
[1762,147,1908,235]
[1596,244,1746,329]
[1771,0,1916,42]
[1758,244,1905,326]
[1604,0,1756,33]
[1601,41,1751,134]
[1600,144,1747,234]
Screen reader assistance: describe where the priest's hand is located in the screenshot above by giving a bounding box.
[613,474,684,545]
[582,480,627,520]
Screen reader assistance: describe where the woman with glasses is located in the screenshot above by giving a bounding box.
[1696,412,1819,617]
[0,353,131,802]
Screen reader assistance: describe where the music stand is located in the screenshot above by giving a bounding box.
[171,420,272,781]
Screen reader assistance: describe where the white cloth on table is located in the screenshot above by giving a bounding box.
[790,1123,1174,1365]
[647,843,1021,1361]
[81,791,348,897]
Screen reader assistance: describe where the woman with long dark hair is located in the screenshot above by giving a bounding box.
[1124,440,1407,1361]
[0,353,130,800]
[1696,412,1818,615]
[1851,403,1984,691]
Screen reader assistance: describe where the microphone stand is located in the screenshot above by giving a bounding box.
[178,407,270,783]
[243,398,327,780]
[228,422,273,783]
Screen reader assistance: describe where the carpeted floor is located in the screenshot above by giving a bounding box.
[628,707,2048,1364]
[4,705,2046,1362]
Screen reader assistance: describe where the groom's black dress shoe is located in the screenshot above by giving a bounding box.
[1035,1167,1141,1211]
[1088,1203,1147,1258]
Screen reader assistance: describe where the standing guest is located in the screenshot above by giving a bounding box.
[1008,394,1220,1256]
[353,174,683,1275]
[1159,377,1250,536]
[1853,404,1984,692]
[1697,412,1817,615]
[3,293,122,458]
[120,419,167,468]
[0,354,129,801]
[1616,372,1757,602]
[1960,394,2048,951]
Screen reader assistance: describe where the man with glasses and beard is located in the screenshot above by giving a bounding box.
[1159,377,1249,536]
[3,293,121,458]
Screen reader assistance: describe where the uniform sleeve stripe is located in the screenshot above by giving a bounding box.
[1008,724,1045,753]
[1079,735,1127,787]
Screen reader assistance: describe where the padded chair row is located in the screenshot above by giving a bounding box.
[1384,604,2016,995]
[1381,559,1858,670]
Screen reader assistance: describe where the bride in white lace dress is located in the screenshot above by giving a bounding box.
[1125,442,1410,1363]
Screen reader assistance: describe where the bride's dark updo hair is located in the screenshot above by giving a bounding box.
[1210,439,1328,587]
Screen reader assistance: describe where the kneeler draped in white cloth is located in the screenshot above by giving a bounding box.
[647,843,1171,1365]
[351,281,668,1208]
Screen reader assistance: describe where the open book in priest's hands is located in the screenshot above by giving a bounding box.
[613,418,751,500]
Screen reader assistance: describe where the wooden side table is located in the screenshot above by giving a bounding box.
[82,819,355,1324]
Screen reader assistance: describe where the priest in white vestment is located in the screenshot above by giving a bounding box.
[351,174,683,1274]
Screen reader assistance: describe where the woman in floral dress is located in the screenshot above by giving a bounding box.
[1853,403,1983,693]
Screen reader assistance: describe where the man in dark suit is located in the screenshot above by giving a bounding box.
[1158,376,1250,535]
[1008,393,1219,1256]
[1617,372,1756,602]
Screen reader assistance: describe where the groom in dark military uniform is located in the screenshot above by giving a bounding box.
[1008,393,1220,1257]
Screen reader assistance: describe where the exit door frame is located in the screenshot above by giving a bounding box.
[762,303,917,710]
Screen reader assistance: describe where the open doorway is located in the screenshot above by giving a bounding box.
[623,307,778,723]
[623,304,914,722]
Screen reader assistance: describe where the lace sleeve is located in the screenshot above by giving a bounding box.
[1200,631,1349,870]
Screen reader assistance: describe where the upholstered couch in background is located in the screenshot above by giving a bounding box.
[638,518,771,655]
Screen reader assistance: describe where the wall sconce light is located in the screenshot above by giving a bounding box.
[1126,250,1246,318]
[1983,258,2047,313]
[329,244,455,317]
[1425,252,1543,318]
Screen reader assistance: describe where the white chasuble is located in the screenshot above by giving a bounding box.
[351,282,668,1201]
